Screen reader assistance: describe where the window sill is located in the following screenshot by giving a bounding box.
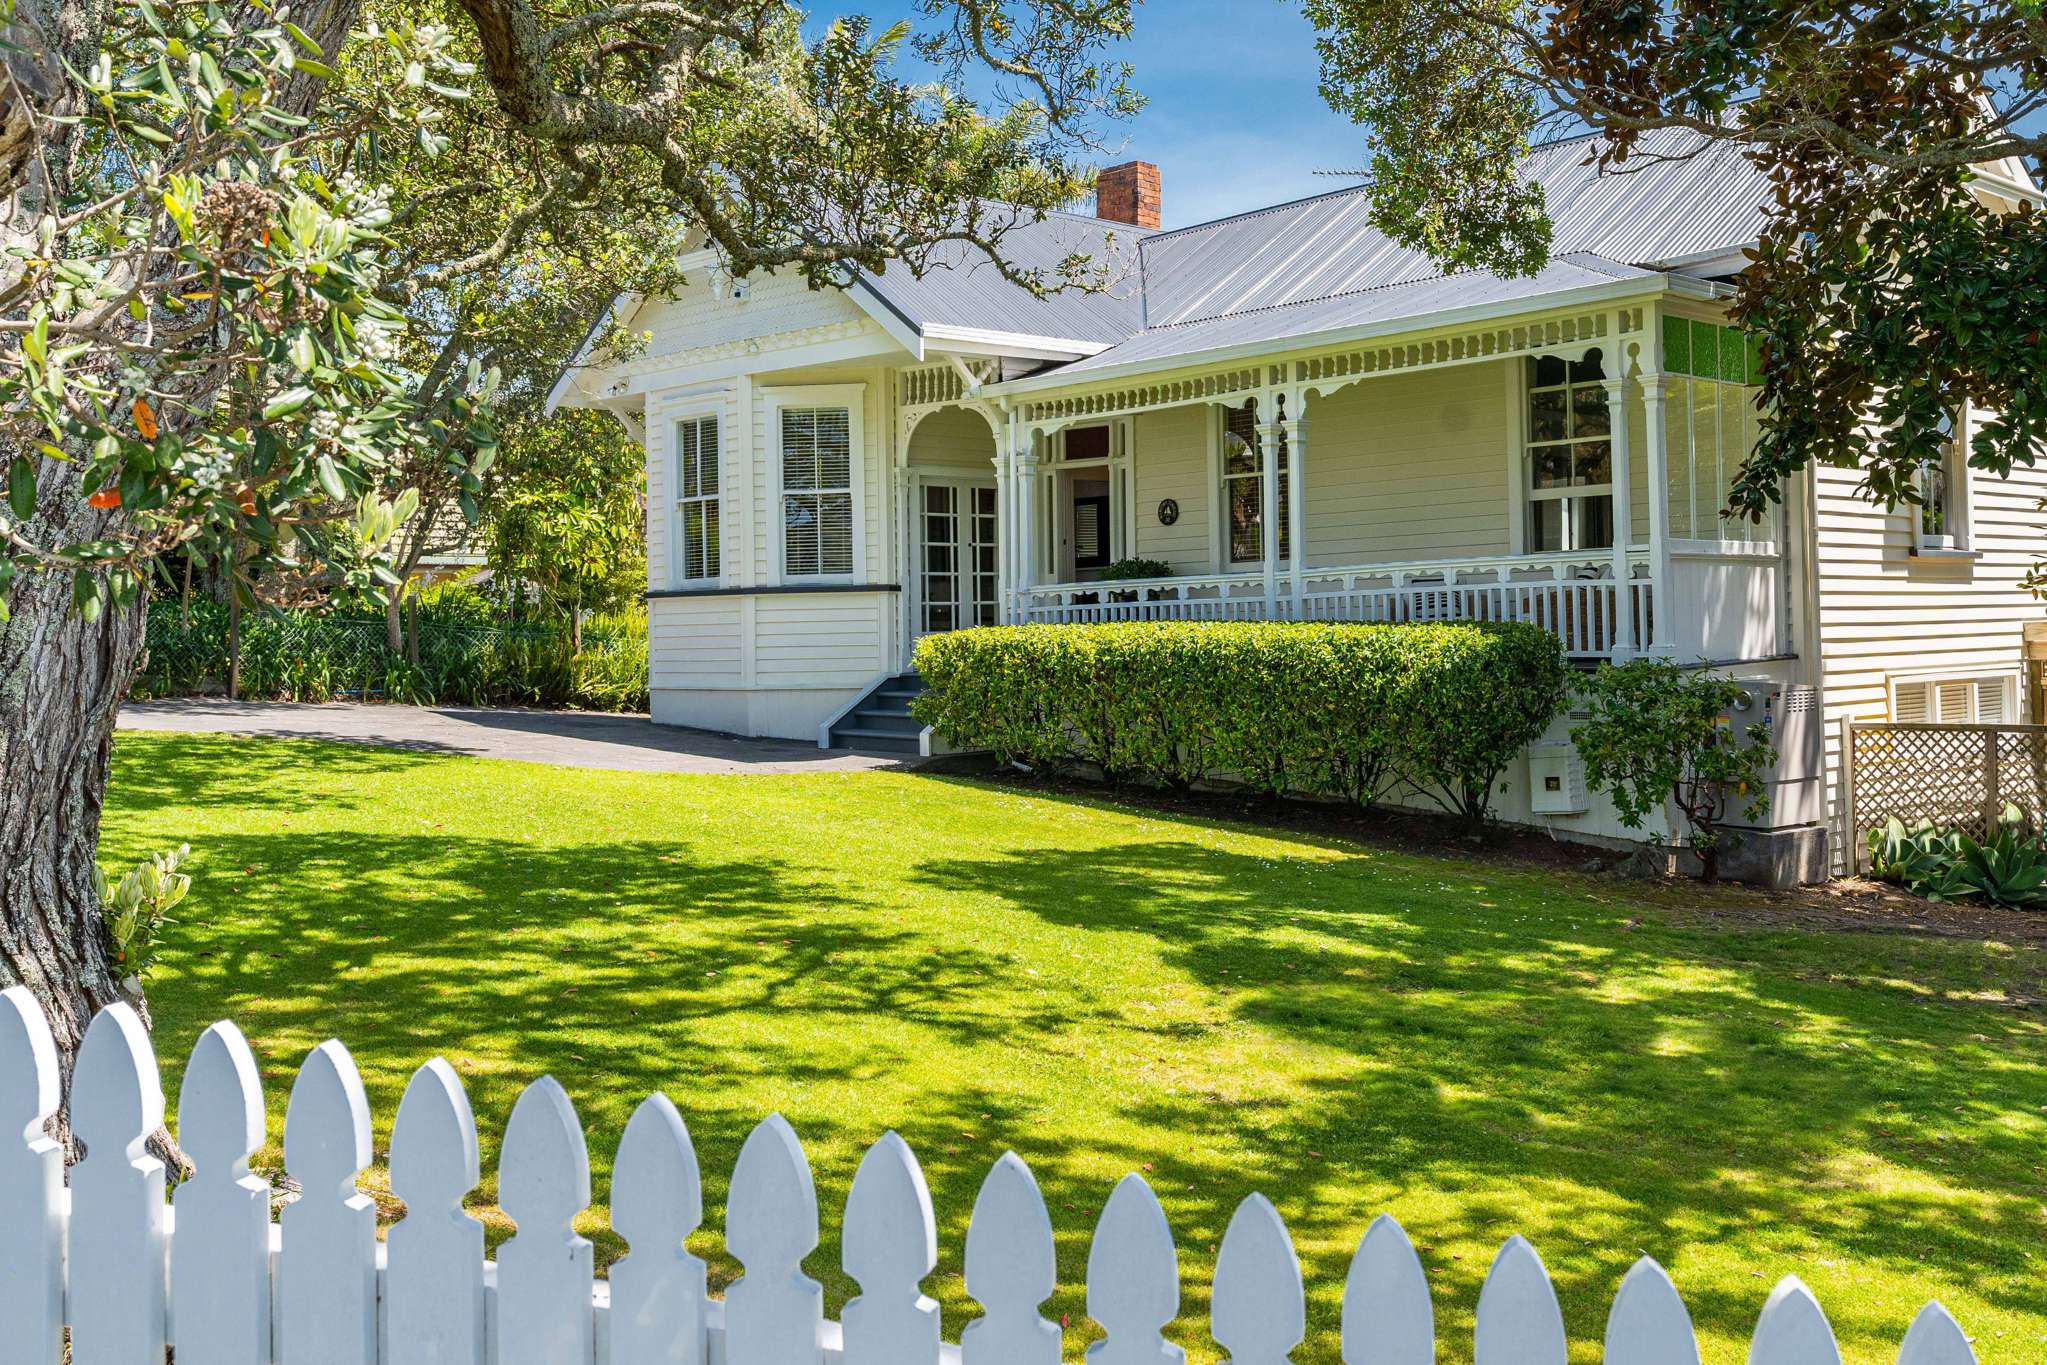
[1909,546,1981,562]
[647,582,901,600]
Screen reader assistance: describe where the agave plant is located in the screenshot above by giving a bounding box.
[1867,807,2047,908]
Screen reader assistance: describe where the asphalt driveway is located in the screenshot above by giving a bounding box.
[117,699,909,773]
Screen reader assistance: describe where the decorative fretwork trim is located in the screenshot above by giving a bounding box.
[997,305,1647,429]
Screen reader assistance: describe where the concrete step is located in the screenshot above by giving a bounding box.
[847,711,922,735]
[830,726,922,754]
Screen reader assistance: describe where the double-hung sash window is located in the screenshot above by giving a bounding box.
[1222,403,1287,565]
[673,414,720,582]
[780,406,855,578]
[1914,407,1969,552]
[1525,352,1613,553]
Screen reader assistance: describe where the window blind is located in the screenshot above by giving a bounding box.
[675,415,720,581]
[782,407,854,577]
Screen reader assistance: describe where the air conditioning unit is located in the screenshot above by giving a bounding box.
[1527,741,1589,815]
[1720,680,1824,831]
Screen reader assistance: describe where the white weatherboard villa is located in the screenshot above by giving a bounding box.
[551,134,2047,875]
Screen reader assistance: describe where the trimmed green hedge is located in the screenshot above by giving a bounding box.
[912,620,1570,825]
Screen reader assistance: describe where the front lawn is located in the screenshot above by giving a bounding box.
[102,733,2047,1365]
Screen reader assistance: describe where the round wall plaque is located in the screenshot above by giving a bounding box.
[1157,498,1180,526]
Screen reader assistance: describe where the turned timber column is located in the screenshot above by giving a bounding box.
[1015,446,1041,619]
[1256,417,1280,615]
[1639,375,1676,654]
[1285,415,1307,618]
[991,449,1012,624]
[1605,376,1636,659]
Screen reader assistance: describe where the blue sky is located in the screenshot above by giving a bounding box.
[846,0,1368,230]
[838,2,2046,233]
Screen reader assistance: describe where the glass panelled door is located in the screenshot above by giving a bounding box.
[918,478,998,639]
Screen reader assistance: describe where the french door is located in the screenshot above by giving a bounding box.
[916,478,998,640]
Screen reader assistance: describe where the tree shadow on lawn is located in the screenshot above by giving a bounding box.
[903,818,2047,1353]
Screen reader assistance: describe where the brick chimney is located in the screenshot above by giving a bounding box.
[1095,161,1161,229]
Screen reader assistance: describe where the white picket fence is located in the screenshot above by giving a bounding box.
[0,988,1981,1365]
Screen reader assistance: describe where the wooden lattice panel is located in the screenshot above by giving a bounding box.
[1849,722,2047,843]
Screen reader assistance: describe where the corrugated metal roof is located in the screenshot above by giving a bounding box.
[856,209,1150,347]
[1040,254,1659,381]
[1137,127,1769,328]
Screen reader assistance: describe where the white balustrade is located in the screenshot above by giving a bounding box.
[0,986,1989,1365]
[1015,551,1658,658]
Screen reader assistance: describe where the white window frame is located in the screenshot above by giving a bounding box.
[1912,403,1973,555]
[1889,668,2016,723]
[670,407,723,587]
[765,384,866,586]
[1522,350,1615,555]
[1219,403,1287,568]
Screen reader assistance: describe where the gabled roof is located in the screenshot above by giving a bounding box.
[1134,127,1771,330]
[852,208,1151,355]
[1008,254,1678,390]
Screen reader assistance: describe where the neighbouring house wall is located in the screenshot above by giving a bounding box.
[1302,364,1513,566]
[1132,404,1212,573]
[1811,429,2047,860]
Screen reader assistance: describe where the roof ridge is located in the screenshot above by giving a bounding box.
[1138,253,1648,331]
[1138,181,1371,246]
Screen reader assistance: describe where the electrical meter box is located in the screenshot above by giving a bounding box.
[1527,742,1590,815]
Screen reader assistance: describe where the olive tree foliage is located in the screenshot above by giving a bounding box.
[0,0,1138,1094]
[1301,0,2047,523]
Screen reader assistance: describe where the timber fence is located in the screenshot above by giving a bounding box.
[0,989,1980,1365]
[1843,719,2047,868]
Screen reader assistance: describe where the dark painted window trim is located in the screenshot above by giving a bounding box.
[646,583,902,601]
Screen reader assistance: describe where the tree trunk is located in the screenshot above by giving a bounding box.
[0,550,152,1148]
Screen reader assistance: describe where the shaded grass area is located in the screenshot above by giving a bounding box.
[103,732,2047,1365]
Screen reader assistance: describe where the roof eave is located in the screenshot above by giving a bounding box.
[985,273,1686,397]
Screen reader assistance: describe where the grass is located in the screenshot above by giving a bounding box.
[102,732,2047,1365]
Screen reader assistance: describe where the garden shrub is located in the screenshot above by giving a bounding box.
[912,620,1569,825]
[1570,657,1776,882]
[1867,809,2047,907]
[135,599,648,711]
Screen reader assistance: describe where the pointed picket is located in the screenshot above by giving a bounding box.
[0,987,63,1365]
[1340,1215,1432,1365]
[280,1038,377,1365]
[725,1113,824,1365]
[69,1002,167,1365]
[1473,1235,1566,1365]
[172,1021,271,1365]
[387,1058,486,1365]
[1085,1173,1186,1365]
[1747,1277,1841,1365]
[1213,1194,1305,1365]
[1896,1302,1975,1365]
[843,1131,941,1365]
[962,1151,1060,1365]
[610,1093,708,1365]
[1603,1258,1699,1365]
[498,1076,595,1365]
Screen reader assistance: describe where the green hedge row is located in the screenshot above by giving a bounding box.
[136,599,649,712]
[911,620,1570,824]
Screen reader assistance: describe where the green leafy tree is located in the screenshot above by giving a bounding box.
[484,408,647,645]
[1571,659,1776,883]
[0,0,1136,1099]
[1302,0,2047,523]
